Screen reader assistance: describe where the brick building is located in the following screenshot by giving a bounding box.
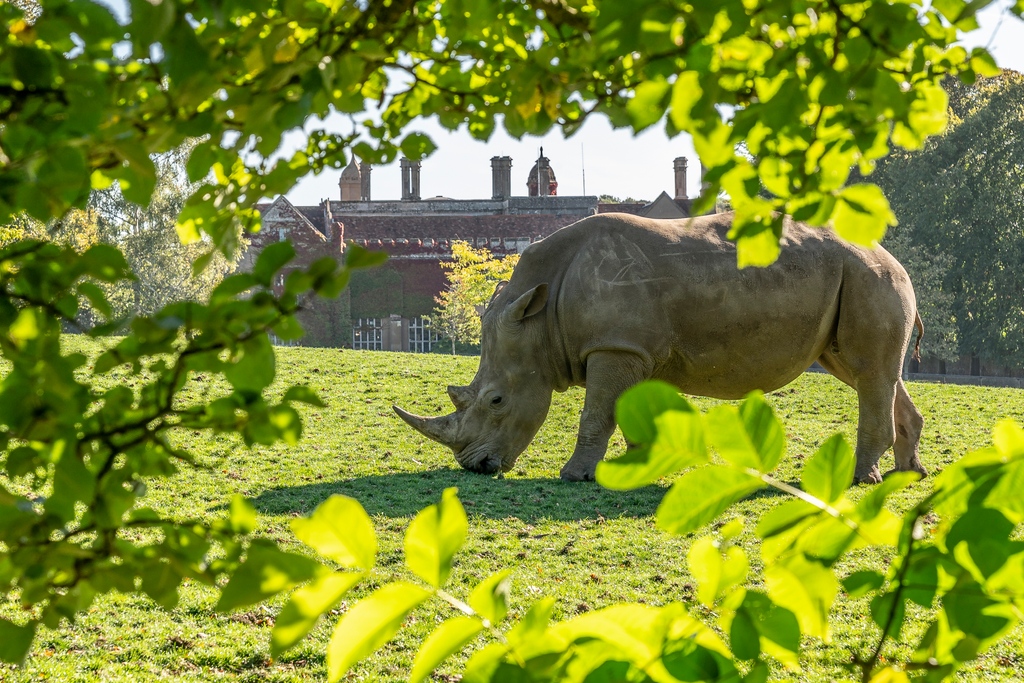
[252,153,699,350]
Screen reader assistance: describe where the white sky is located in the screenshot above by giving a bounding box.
[283,2,1024,206]
[91,0,1024,205]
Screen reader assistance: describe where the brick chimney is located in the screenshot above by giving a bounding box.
[673,157,688,200]
[401,158,421,201]
[360,163,371,201]
[491,156,512,199]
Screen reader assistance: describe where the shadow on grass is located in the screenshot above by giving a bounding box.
[248,468,669,522]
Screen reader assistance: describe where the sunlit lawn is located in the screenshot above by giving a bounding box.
[2,343,1023,682]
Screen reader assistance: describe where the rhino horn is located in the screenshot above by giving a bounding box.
[393,405,459,446]
[446,385,472,410]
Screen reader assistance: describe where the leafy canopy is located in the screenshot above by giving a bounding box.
[1,0,1007,265]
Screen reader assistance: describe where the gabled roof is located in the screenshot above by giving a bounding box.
[260,196,327,242]
[642,191,688,219]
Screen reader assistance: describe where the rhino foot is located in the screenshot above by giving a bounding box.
[885,464,929,479]
[854,466,884,485]
[559,464,596,482]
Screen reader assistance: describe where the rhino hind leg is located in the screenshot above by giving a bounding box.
[892,379,926,477]
[816,350,896,485]
[560,351,652,482]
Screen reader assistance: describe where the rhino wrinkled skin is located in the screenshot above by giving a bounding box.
[395,212,926,485]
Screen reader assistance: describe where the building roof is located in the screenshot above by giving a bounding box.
[340,158,361,182]
[336,213,577,242]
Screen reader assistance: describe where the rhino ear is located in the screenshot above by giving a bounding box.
[506,283,548,322]
[489,280,509,304]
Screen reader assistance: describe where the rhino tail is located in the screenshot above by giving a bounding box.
[912,312,924,362]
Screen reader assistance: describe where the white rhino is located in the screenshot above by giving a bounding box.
[395,212,925,485]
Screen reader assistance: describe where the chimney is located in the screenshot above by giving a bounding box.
[401,157,421,201]
[491,156,512,199]
[360,163,371,201]
[538,147,549,197]
[673,157,688,200]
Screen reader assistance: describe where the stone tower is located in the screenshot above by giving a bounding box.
[527,147,557,196]
[339,158,361,201]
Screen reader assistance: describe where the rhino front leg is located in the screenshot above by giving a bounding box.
[853,377,898,484]
[560,351,651,482]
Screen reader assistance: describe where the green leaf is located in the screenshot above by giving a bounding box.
[801,434,855,504]
[345,243,388,269]
[657,466,763,535]
[140,559,181,610]
[271,572,364,657]
[854,472,919,521]
[832,184,896,247]
[992,419,1024,458]
[253,240,295,287]
[507,597,555,647]
[688,536,748,607]
[985,460,1024,522]
[0,619,36,664]
[216,541,324,612]
[669,71,703,130]
[283,385,326,408]
[228,495,258,535]
[291,495,377,570]
[327,582,431,683]
[404,488,468,587]
[224,334,276,393]
[597,410,706,490]
[869,591,906,640]
[756,499,819,539]
[410,616,484,683]
[614,380,697,445]
[730,607,761,660]
[842,570,885,598]
[704,392,784,473]
[688,537,722,607]
[462,642,510,683]
[399,133,438,160]
[627,78,671,131]
[47,450,96,522]
[764,554,837,639]
[469,570,511,625]
[738,591,801,669]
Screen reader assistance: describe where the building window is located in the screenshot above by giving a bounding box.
[352,318,383,350]
[269,333,299,347]
[408,317,440,353]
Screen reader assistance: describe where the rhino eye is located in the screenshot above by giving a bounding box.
[491,396,503,405]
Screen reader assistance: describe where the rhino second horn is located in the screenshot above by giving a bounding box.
[446,385,472,410]
[393,405,458,446]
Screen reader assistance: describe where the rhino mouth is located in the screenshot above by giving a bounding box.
[457,447,502,475]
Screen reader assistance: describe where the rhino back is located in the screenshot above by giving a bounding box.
[518,212,900,399]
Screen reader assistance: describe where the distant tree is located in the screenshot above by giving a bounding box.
[431,242,519,354]
[89,144,239,318]
[3,144,238,321]
[598,194,649,204]
[872,71,1024,366]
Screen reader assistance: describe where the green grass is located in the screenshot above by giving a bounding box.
[3,344,1024,682]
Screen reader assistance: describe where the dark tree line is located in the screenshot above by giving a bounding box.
[873,70,1024,369]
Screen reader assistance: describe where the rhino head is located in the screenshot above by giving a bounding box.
[394,283,553,474]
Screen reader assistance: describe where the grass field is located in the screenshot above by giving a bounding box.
[3,344,1024,682]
